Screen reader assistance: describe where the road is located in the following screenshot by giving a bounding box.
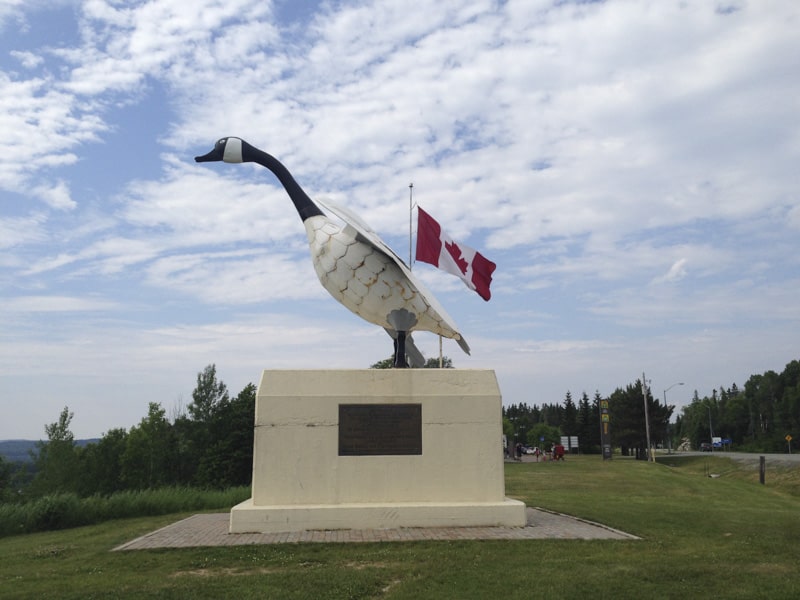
[663,451,800,465]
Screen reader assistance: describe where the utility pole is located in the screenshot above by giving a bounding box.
[663,382,684,455]
[642,373,654,462]
[708,404,714,452]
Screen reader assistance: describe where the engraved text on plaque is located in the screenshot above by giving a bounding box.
[338,404,422,456]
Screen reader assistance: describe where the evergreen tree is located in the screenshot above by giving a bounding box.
[562,391,578,436]
[540,403,563,428]
[577,392,601,453]
[608,380,668,459]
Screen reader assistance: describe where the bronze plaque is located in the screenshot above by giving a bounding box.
[338,404,422,456]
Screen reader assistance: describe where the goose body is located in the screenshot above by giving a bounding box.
[195,137,470,366]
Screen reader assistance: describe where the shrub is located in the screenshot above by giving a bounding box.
[0,486,251,536]
[25,494,85,532]
[0,502,28,537]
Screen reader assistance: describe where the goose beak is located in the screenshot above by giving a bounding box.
[195,147,223,162]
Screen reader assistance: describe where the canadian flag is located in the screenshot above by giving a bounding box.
[415,206,496,301]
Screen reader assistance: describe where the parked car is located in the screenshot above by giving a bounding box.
[700,442,713,452]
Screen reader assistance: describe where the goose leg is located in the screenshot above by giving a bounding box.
[384,329,424,367]
[393,331,409,368]
[387,309,417,369]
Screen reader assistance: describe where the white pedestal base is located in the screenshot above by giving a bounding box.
[229,369,526,534]
[230,498,527,533]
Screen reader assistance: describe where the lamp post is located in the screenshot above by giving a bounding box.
[663,382,684,455]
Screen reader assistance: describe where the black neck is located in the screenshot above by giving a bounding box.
[244,144,324,221]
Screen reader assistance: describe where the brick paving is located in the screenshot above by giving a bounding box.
[113,507,638,551]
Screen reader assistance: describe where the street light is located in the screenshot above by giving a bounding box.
[663,382,684,455]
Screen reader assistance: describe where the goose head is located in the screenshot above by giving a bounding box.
[194,136,324,222]
[195,137,252,164]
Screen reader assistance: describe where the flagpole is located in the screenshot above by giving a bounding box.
[408,183,413,267]
[410,183,443,367]
[410,184,448,368]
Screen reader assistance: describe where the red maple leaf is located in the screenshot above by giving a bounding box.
[445,240,469,274]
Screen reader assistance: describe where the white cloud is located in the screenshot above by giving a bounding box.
[0,294,117,313]
[0,0,27,28]
[143,248,323,304]
[121,159,299,245]
[0,212,47,250]
[31,180,76,210]
[787,204,800,231]
[654,258,688,284]
[0,72,103,205]
[9,50,44,69]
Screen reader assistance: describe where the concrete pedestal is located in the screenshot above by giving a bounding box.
[229,369,526,533]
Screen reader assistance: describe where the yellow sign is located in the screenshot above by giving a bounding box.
[786,434,793,442]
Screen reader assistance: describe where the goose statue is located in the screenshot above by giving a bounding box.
[195,137,470,367]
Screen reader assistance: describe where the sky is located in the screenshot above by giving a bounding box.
[1,0,798,440]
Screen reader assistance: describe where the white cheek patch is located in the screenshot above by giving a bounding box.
[223,137,243,162]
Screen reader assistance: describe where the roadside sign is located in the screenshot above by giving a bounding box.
[786,434,793,442]
[599,399,611,460]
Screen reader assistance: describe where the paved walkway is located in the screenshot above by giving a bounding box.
[113,507,638,551]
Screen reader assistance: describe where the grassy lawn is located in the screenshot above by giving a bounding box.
[1,455,798,599]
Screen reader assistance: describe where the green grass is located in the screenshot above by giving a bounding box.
[658,453,800,495]
[1,456,799,599]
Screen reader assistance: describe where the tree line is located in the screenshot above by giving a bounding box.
[504,391,605,454]
[674,360,800,452]
[504,359,799,457]
[504,385,672,458]
[1,365,254,502]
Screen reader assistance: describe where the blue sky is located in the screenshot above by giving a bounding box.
[1,0,798,440]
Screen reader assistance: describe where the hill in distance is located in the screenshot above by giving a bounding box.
[0,439,99,463]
